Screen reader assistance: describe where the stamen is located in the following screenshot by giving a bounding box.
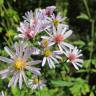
[44,49,52,57]
[14,58,26,70]
[53,19,59,26]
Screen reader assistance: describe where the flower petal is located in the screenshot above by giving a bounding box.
[64,30,72,39]
[0,56,14,64]
[42,57,46,67]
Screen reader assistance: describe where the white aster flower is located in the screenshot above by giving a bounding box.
[42,24,74,52]
[45,13,67,27]
[28,76,46,90]
[0,42,41,89]
[38,38,54,48]
[64,47,83,70]
[41,48,62,69]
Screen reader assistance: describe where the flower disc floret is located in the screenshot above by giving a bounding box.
[14,58,26,70]
[44,49,52,57]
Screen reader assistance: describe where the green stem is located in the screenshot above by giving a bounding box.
[38,0,42,8]
[83,0,91,18]
[89,20,95,61]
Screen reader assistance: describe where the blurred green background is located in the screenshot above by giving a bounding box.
[0,0,96,96]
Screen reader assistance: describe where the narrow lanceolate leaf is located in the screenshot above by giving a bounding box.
[77,13,89,20]
[51,80,73,87]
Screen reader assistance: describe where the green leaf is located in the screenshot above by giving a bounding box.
[90,92,94,96]
[73,40,85,47]
[11,86,20,96]
[92,59,96,65]
[35,87,55,96]
[0,0,4,5]
[83,60,91,68]
[82,84,90,95]
[51,80,73,87]
[77,13,89,20]
[0,27,3,33]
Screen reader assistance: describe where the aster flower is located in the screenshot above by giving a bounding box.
[42,24,74,52]
[41,48,62,69]
[64,47,83,70]
[22,9,48,30]
[0,42,41,89]
[45,13,67,27]
[38,38,54,48]
[28,76,46,90]
[30,46,62,69]
[17,22,41,39]
[42,6,56,16]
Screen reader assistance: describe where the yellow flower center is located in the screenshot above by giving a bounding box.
[53,19,60,26]
[44,49,52,57]
[33,77,41,84]
[14,58,26,70]
[41,39,49,48]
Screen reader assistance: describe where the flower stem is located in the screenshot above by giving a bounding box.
[83,0,91,18]
[89,19,95,62]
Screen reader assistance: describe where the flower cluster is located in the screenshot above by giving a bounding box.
[0,6,83,90]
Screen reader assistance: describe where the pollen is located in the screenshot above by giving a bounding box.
[53,19,60,26]
[14,58,26,70]
[53,34,64,43]
[44,49,52,57]
[41,39,49,48]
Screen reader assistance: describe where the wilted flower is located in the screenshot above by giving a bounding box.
[64,47,83,70]
[28,76,46,90]
[0,42,41,89]
[42,24,73,52]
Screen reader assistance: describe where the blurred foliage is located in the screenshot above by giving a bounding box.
[0,0,96,96]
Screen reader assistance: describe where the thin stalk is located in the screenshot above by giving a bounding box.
[83,0,91,18]
[89,20,95,61]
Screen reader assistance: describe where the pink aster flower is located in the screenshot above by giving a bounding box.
[42,24,74,52]
[64,47,83,70]
[17,22,41,39]
[22,9,48,30]
[0,42,41,89]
